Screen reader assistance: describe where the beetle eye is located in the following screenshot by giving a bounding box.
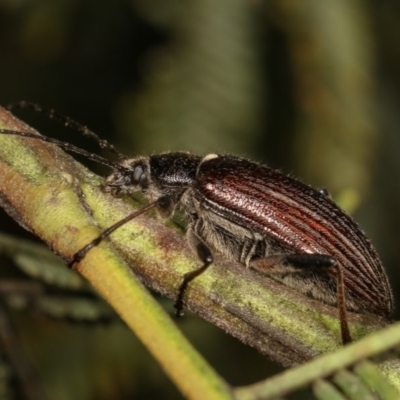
[133,164,148,188]
[133,165,143,183]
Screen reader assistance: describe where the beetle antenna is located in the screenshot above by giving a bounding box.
[69,201,159,267]
[0,128,123,170]
[7,101,128,161]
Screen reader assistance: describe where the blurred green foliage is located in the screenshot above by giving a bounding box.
[0,0,399,399]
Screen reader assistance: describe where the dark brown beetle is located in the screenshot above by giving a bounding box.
[99,152,394,344]
[1,102,394,345]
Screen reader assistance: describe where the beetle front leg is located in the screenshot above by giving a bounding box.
[252,253,351,344]
[174,229,213,317]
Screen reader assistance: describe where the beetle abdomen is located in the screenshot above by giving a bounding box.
[194,155,393,317]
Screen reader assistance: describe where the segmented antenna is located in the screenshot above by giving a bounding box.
[0,128,121,170]
[7,101,128,161]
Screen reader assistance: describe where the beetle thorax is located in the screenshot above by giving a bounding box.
[105,152,202,205]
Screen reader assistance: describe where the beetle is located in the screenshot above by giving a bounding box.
[0,102,394,345]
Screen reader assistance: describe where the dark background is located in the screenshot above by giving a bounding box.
[0,1,399,398]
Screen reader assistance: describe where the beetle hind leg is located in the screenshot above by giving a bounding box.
[252,253,351,344]
[252,253,335,273]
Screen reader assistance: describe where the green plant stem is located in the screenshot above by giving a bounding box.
[313,380,346,400]
[354,361,400,399]
[234,322,400,399]
[0,107,230,399]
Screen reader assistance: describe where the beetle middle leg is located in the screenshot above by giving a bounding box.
[174,230,213,316]
[252,253,351,344]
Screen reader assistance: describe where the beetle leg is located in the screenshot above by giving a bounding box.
[251,253,335,272]
[174,229,213,316]
[252,253,351,344]
[240,238,258,265]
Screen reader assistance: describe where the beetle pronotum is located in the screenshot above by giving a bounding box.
[0,102,394,345]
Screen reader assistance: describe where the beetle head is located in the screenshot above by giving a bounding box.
[105,152,201,204]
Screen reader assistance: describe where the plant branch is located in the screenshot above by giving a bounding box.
[235,321,400,399]
[0,107,230,400]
